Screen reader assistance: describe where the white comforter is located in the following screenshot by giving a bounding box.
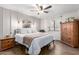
[15,32,53,55]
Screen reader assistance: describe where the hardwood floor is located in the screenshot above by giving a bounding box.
[0,41,79,55]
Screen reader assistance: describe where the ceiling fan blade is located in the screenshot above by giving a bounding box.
[44,11,49,13]
[36,4,41,10]
[40,6,43,10]
[30,10,38,12]
[44,5,52,10]
[36,4,39,8]
[37,13,40,15]
[36,4,43,10]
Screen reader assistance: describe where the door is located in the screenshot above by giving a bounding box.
[61,23,67,42]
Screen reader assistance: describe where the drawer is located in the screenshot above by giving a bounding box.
[1,39,14,48]
[0,38,15,51]
[2,44,13,49]
[2,39,13,44]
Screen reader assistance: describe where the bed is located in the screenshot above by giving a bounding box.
[15,28,54,55]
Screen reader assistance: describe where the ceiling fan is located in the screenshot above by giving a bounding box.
[30,4,52,15]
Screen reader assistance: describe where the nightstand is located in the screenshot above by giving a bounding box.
[0,37,15,51]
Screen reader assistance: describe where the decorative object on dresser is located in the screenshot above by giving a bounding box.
[0,37,15,51]
[61,19,79,48]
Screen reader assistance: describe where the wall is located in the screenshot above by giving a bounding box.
[61,10,79,20]
[0,7,40,37]
[1,6,79,39]
[40,10,79,40]
[3,8,11,36]
[0,7,3,37]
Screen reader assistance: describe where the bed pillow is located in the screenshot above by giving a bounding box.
[20,28,28,34]
[20,28,38,34]
[32,29,38,33]
[27,28,33,33]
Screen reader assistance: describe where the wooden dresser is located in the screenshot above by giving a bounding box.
[0,37,15,51]
[61,20,79,48]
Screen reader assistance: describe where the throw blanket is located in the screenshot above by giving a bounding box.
[23,32,48,47]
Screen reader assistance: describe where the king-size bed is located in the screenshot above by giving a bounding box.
[15,28,54,55]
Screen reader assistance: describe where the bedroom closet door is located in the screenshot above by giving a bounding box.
[61,23,67,42]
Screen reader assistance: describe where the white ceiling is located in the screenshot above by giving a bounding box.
[0,4,79,18]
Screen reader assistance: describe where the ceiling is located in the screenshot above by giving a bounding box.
[0,4,79,18]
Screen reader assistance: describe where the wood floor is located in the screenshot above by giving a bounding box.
[0,41,79,55]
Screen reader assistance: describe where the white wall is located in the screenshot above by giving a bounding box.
[1,6,79,40]
[0,7,40,37]
[0,7,3,37]
[3,8,11,36]
[61,10,79,20]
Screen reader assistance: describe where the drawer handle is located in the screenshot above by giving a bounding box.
[6,41,9,43]
[68,38,71,40]
[8,45,9,46]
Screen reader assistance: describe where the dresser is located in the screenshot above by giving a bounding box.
[61,20,79,47]
[0,37,15,51]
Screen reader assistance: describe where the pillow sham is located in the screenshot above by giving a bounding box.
[20,28,28,34]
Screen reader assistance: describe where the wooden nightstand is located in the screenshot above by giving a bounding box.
[0,37,15,51]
